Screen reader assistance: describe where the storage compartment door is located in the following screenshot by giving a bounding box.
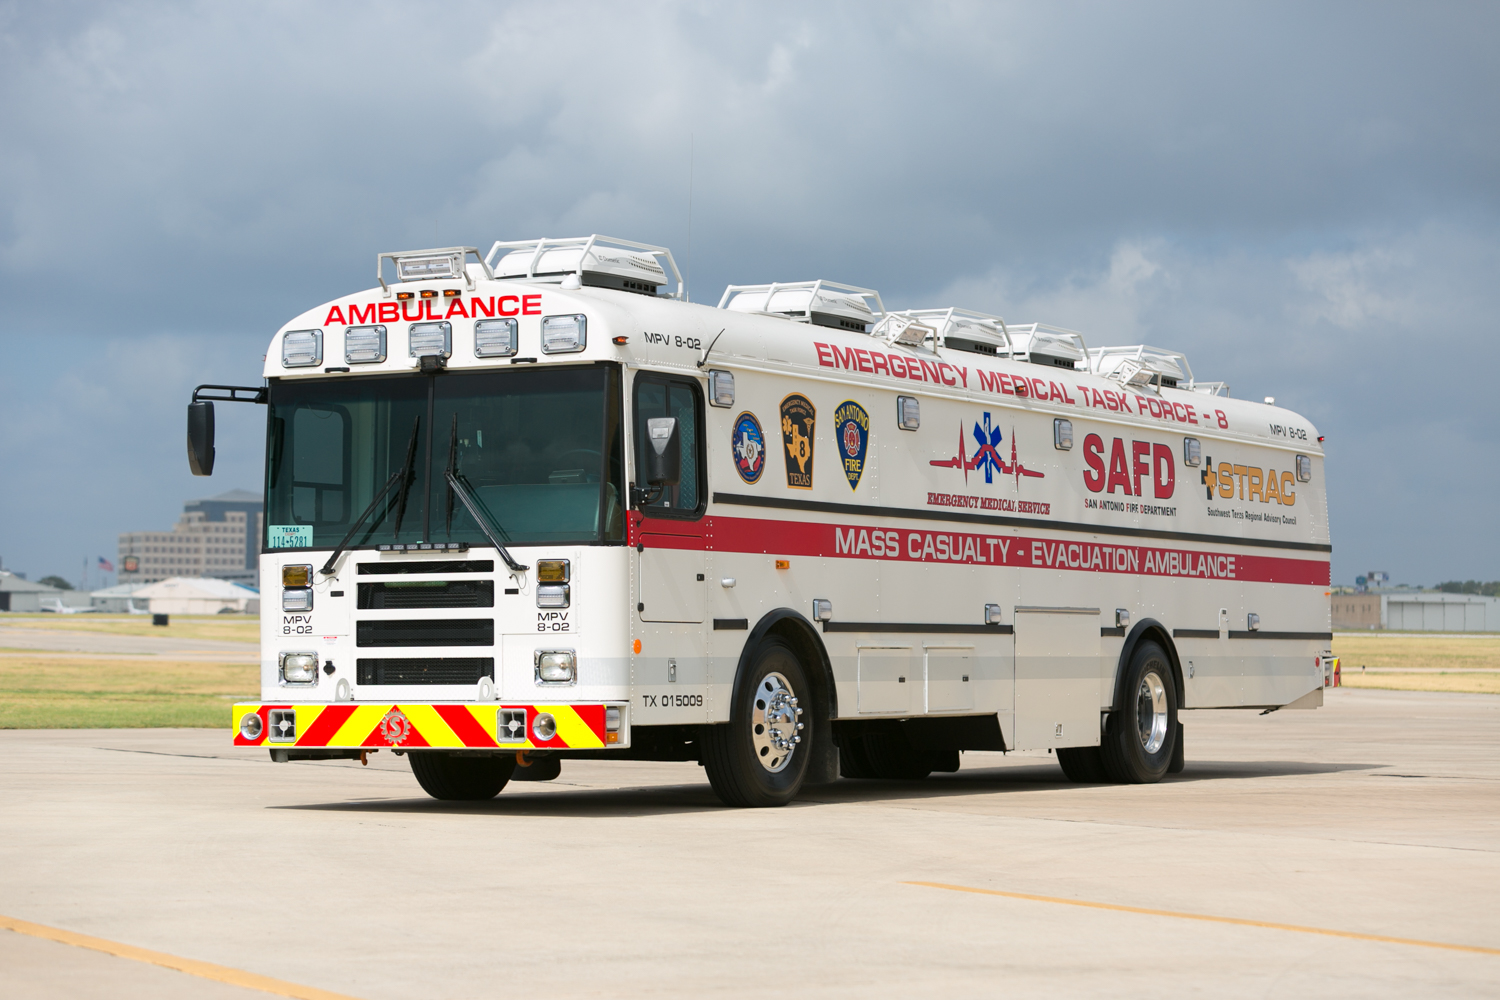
[1014,608,1101,750]
[924,645,975,713]
[857,646,916,714]
[637,534,705,623]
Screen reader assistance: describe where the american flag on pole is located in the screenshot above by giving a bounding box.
[98,556,114,573]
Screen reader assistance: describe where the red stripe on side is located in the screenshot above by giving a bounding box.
[434,704,498,748]
[655,513,1330,587]
[296,704,357,747]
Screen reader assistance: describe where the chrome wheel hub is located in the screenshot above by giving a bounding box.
[1136,669,1168,755]
[751,671,804,773]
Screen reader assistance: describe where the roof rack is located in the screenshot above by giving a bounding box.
[893,307,1012,355]
[718,280,885,333]
[484,235,684,299]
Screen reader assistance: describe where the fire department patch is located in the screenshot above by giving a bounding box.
[833,400,869,490]
[732,412,766,484]
[779,394,816,489]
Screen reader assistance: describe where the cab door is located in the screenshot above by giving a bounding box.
[633,374,706,624]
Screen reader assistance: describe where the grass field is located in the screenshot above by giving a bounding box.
[0,655,258,728]
[1332,632,1500,695]
[0,613,259,644]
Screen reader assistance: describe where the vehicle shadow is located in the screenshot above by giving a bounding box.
[272,759,1383,816]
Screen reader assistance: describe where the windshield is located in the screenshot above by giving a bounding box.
[265,365,624,552]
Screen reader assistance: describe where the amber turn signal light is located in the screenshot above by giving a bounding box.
[282,564,312,587]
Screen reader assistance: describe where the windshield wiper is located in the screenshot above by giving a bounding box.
[319,417,422,577]
[444,414,528,573]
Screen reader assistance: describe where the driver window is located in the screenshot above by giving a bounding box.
[633,374,703,515]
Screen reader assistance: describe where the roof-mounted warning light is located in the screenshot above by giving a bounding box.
[377,247,493,298]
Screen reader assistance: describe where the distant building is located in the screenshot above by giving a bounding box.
[0,571,66,613]
[133,576,260,615]
[1333,591,1499,631]
[118,489,263,587]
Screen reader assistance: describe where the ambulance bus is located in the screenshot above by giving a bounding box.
[190,235,1331,807]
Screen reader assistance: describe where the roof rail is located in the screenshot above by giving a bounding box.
[718,280,885,332]
[483,235,684,300]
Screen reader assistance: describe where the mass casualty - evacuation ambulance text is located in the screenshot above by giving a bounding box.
[189,235,1331,807]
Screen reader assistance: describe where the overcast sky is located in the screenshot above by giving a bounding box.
[1,1,1496,587]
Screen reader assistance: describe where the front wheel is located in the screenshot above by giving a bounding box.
[1100,641,1178,783]
[702,637,811,807]
[409,752,515,800]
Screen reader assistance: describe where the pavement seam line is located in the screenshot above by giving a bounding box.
[902,882,1500,956]
[0,915,366,1000]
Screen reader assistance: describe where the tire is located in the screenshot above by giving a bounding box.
[409,752,515,800]
[1100,641,1178,784]
[1056,745,1109,783]
[702,637,811,807]
[838,733,879,779]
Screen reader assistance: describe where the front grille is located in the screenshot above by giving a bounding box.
[357,657,494,685]
[356,618,494,647]
[358,581,494,610]
[358,560,495,575]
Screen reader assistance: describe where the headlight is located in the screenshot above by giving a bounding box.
[532,712,557,741]
[541,314,586,353]
[474,318,518,358]
[282,329,322,368]
[239,712,264,740]
[535,650,576,685]
[536,584,570,608]
[279,651,319,685]
[345,324,387,364]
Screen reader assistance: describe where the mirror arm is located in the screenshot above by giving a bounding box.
[192,384,267,405]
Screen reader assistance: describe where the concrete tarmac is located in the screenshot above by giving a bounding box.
[0,625,258,656]
[1,688,1497,998]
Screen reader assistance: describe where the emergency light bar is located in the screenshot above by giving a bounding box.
[1003,323,1089,372]
[377,246,492,296]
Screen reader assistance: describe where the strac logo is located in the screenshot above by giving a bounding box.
[930,412,1045,488]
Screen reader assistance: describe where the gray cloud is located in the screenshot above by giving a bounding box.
[1,1,1495,585]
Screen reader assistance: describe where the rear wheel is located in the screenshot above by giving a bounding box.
[409,752,515,800]
[1100,642,1178,783]
[1056,745,1109,783]
[702,637,810,807]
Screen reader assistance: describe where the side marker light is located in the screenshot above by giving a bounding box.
[612,336,629,345]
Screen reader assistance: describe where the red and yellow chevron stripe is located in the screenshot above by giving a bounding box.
[232,703,610,750]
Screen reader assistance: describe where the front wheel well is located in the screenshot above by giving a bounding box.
[1110,618,1183,712]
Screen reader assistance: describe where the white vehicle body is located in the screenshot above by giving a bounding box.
[220,236,1330,802]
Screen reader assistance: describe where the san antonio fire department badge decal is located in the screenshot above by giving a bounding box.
[833,400,869,490]
[779,394,816,489]
[732,412,766,484]
[378,709,412,745]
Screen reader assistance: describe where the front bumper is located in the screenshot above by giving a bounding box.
[232,703,624,750]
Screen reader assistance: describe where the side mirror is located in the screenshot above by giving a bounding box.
[187,400,216,476]
[644,417,681,485]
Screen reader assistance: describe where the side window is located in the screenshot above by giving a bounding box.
[633,374,704,516]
